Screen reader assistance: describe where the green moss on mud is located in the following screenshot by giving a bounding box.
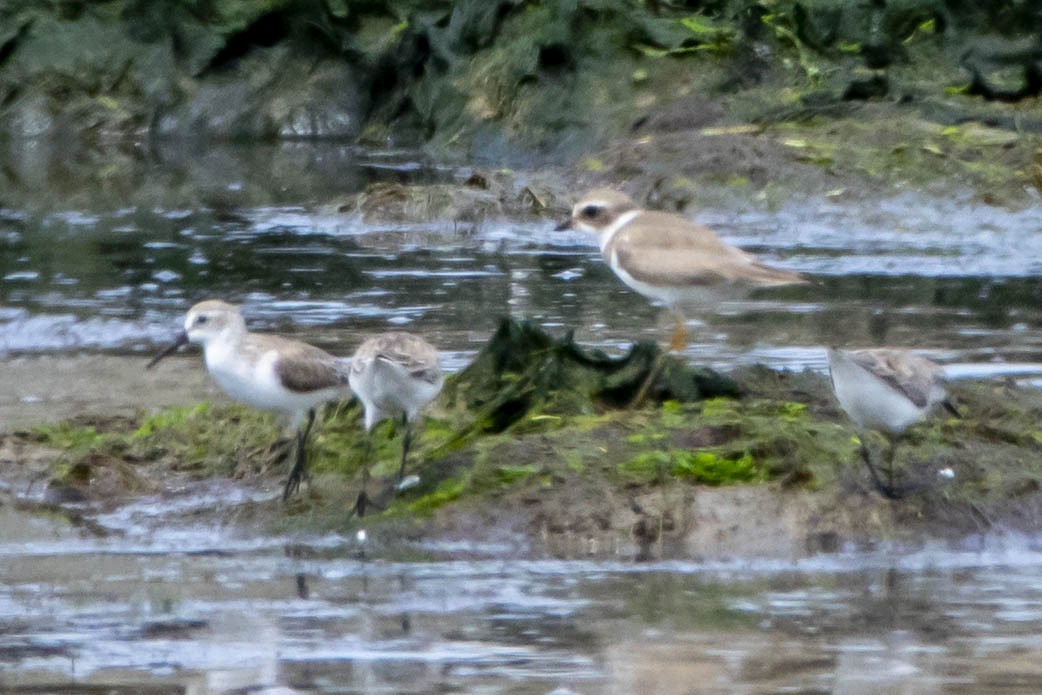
[14,321,1042,543]
[33,421,108,452]
[765,114,1039,200]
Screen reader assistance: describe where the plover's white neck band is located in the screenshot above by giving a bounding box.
[598,209,640,254]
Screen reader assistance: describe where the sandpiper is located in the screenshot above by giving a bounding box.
[348,331,443,517]
[556,188,807,350]
[147,300,351,501]
[827,347,959,498]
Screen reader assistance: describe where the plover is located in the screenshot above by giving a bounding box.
[348,331,443,517]
[147,300,351,501]
[556,188,807,350]
[827,347,959,498]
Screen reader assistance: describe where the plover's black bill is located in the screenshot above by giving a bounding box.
[553,219,572,231]
[146,331,190,370]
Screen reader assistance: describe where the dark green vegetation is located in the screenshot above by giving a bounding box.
[0,0,1038,214]
[12,320,1042,554]
[1,0,1039,213]
[3,0,1041,162]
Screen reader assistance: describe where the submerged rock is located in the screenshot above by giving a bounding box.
[443,318,739,432]
[333,174,569,225]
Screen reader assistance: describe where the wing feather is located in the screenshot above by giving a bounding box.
[608,211,805,288]
[245,335,347,393]
[848,349,945,408]
[352,332,442,384]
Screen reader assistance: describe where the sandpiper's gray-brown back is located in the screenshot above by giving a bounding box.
[347,330,443,517]
[349,331,443,429]
[840,348,947,410]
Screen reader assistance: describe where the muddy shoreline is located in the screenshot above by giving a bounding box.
[4,331,1041,563]
[0,354,212,430]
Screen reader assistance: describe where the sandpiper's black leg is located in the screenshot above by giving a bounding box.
[882,438,937,499]
[283,408,315,502]
[859,438,900,500]
[350,417,415,521]
[395,415,413,485]
[351,436,383,519]
[884,438,897,497]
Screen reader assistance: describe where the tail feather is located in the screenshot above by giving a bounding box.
[750,262,809,287]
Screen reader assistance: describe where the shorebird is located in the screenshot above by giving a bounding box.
[827,347,959,499]
[556,188,807,351]
[348,331,443,517]
[147,300,351,501]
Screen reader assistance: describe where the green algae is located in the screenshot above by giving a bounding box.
[32,422,107,453]
[672,451,765,485]
[406,478,466,515]
[14,319,1042,546]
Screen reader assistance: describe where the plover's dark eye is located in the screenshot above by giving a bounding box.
[580,205,600,219]
[196,315,209,325]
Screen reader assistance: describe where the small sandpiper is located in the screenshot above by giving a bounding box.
[147,300,352,501]
[348,331,443,517]
[827,347,959,498]
[556,188,807,350]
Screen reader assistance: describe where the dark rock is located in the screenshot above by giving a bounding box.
[156,51,366,140]
[631,97,726,134]
[843,74,889,101]
[443,318,739,436]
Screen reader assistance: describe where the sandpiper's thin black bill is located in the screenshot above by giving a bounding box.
[146,332,190,369]
[553,219,572,231]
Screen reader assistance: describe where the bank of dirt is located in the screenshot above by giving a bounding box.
[4,324,1042,561]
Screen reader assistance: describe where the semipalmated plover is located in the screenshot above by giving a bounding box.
[147,300,351,501]
[348,331,443,517]
[827,347,959,498]
[556,188,807,350]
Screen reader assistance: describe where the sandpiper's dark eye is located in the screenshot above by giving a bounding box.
[580,205,600,219]
[196,315,209,325]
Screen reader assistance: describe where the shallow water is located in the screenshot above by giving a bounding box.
[4,146,1042,380]
[6,143,1042,692]
[5,494,1042,694]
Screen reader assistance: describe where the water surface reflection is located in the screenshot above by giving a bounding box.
[5,190,1042,376]
[5,521,1042,693]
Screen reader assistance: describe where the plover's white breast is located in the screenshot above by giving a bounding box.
[609,247,736,306]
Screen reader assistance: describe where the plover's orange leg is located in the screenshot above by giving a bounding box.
[669,312,687,352]
[630,310,685,408]
[630,357,665,409]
